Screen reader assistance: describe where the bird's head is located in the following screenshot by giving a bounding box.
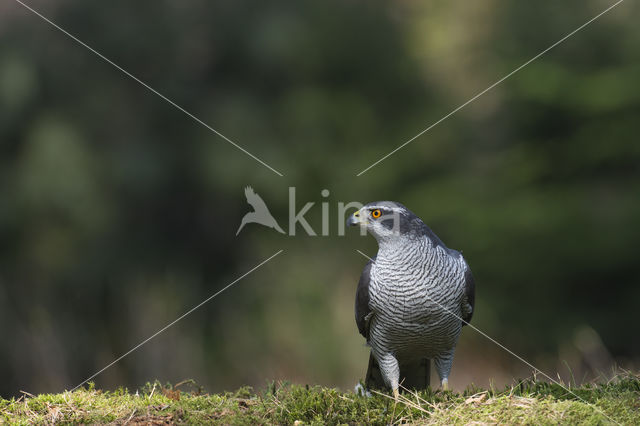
[347,201,425,242]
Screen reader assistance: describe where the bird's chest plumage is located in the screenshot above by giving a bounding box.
[368,240,465,358]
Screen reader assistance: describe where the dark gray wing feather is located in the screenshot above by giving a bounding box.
[355,258,374,339]
[462,265,476,325]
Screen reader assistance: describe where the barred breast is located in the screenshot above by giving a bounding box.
[368,237,467,361]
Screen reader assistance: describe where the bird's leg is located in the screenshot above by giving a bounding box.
[434,351,454,392]
[441,378,449,391]
[377,352,400,402]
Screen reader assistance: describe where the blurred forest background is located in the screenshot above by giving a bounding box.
[1,0,639,398]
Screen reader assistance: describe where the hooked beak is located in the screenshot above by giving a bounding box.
[347,211,364,227]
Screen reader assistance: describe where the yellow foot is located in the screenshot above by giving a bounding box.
[441,378,449,391]
[393,388,400,401]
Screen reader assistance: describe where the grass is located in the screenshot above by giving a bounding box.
[1,374,638,425]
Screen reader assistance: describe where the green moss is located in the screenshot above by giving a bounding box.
[1,374,638,425]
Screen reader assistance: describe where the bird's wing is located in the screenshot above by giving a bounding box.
[244,186,269,212]
[355,258,375,339]
[461,263,475,325]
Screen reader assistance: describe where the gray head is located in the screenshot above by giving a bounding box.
[346,201,432,244]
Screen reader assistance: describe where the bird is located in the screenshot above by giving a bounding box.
[347,201,475,400]
[236,186,285,235]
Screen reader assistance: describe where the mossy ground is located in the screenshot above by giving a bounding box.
[1,374,638,425]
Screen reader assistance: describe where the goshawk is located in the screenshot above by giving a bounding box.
[347,201,475,398]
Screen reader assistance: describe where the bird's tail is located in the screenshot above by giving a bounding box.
[364,353,386,391]
[400,358,431,391]
[365,353,431,392]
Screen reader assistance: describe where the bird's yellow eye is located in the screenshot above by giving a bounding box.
[371,209,381,218]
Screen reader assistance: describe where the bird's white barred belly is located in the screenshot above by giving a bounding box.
[368,241,466,361]
[370,310,462,361]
